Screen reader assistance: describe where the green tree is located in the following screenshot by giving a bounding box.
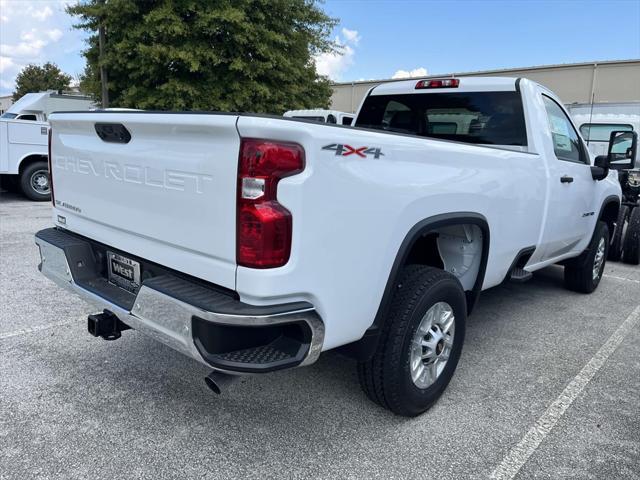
[68,0,338,113]
[12,63,72,101]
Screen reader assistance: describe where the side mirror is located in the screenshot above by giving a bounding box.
[608,130,637,170]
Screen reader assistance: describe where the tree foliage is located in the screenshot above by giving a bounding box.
[67,0,338,113]
[12,63,72,101]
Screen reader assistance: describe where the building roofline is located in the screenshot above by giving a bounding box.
[331,59,640,86]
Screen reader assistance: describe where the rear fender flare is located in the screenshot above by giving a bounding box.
[338,212,490,361]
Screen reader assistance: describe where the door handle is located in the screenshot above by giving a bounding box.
[560,175,574,183]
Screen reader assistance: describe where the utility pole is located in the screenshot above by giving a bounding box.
[98,0,109,108]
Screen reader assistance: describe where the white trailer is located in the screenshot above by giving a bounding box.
[0,91,95,200]
[283,109,355,125]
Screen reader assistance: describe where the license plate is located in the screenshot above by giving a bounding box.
[107,252,141,292]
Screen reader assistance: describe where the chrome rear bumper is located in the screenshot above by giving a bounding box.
[35,228,324,373]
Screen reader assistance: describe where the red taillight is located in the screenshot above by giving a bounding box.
[48,127,54,206]
[415,78,460,89]
[237,139,304,268]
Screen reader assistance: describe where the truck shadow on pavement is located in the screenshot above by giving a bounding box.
[0,189,25,202]
[33,264,576,426]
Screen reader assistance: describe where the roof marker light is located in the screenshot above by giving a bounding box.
[415,78,460,89]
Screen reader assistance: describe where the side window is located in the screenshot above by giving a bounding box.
[542,95,585,164]
[16,114,37,121]
[326,114,337,124]
[341,116,353,126]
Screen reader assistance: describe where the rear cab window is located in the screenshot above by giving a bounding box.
[355,91,527,147]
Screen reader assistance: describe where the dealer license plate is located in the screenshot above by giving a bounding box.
[107,252,141,293]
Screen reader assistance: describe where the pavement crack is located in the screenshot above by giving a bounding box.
[0,317,82,340]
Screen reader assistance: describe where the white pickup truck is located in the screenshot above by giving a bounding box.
[36,77,637,416]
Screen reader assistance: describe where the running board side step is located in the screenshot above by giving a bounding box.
[510,267,533,283]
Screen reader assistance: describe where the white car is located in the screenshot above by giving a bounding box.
[283,109,354,125]
[36,77,635,416]
[0,91,94,200]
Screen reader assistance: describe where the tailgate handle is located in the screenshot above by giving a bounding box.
[95,123,131,144]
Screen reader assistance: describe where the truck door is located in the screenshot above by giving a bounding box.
[540,95,598,261]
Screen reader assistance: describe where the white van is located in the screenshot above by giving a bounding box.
[283,109,355,126]
[568,102,640,161]
[0,91,95,200]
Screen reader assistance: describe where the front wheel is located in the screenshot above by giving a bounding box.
[564,221,609,293]
[357,265,466,417]
[622,207,640,265]
[608,205,629,261]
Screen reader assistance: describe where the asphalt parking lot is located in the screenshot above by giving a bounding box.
[1,191,639,480]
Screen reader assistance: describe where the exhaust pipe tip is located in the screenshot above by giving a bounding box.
[204,371,237,395]
[204,375,222,394]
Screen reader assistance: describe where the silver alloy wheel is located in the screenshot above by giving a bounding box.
[30,170,50,194]
[410,301,455,389]
[593,237,605,281]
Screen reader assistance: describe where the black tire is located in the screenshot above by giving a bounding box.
[357,265,466,417]
[564,221,609,293]
[608,205,629,261]
[622,207,640,265]
[19,161,51,201]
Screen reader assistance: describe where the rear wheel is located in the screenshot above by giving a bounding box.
[357,265,466,417]
[564,221,609,293]
[608,205,629,261]
[622,207,640,265]
[19,161,51,201]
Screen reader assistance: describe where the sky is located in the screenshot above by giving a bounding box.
[1,0,639,96]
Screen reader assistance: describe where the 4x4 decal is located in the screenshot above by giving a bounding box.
[322,143,384,159]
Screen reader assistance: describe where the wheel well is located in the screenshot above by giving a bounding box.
[392,214,490,315]
[18,155,48,175]
[599,199,619,241]
[337,214,490,362]
[405,224,484,292]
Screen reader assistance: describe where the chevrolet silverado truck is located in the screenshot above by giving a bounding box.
[35,77,637,416]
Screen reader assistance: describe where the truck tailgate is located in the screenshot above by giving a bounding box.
[48,112,240,289]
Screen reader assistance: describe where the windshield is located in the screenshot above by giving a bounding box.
[1,112,18,119]
[579,123,633,142]
[356,91,527,146]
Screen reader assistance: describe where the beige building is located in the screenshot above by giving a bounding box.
[0,95,13,114]
[331,59,640,113]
